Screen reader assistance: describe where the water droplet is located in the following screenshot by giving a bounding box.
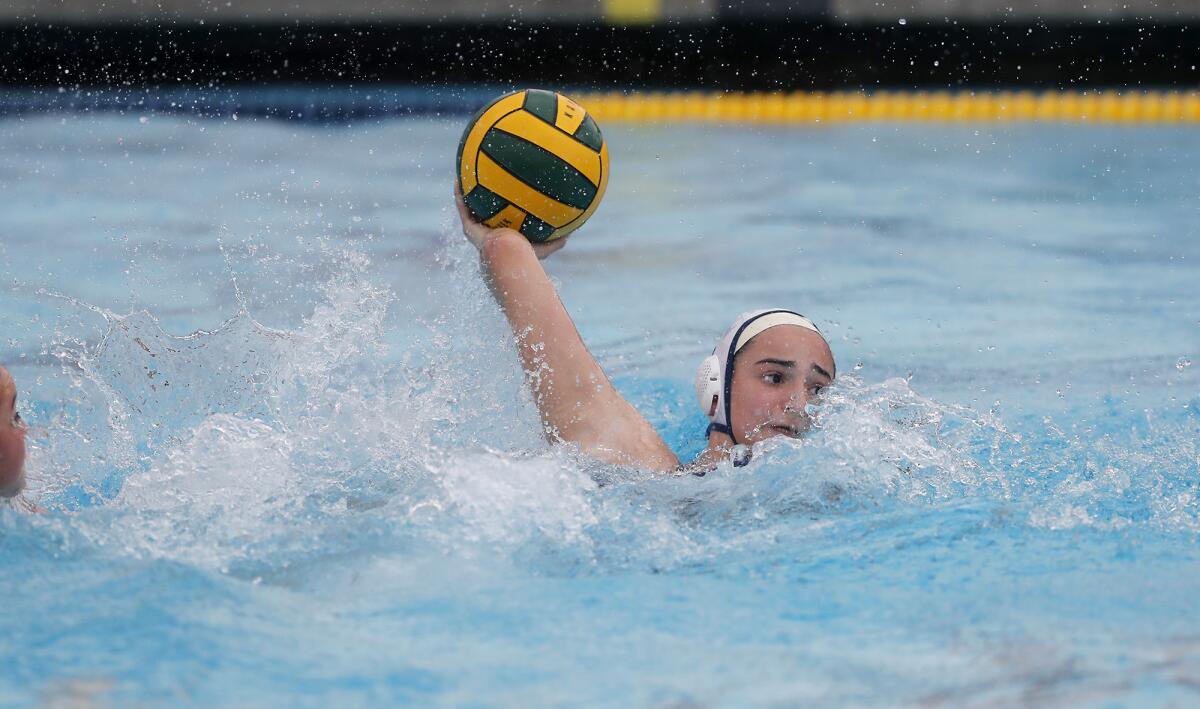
[138,116,148,124]
[898,18,907,25]
[853,362,864,371]
[1177,357,1193,371]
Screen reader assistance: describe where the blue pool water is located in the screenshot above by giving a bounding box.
[1,98,1199,706]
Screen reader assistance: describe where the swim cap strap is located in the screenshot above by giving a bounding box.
[706,421,733,441]
[720,309,809,445]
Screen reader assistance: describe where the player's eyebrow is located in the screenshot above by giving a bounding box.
[811,363,833,380]
[756,358,796,368]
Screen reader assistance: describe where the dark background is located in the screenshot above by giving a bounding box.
[2,1,1199,89]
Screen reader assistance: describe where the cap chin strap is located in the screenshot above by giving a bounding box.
[706,421,735,444]
[704,423,750,467]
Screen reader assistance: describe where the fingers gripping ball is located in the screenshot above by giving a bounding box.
[457,89,610,242]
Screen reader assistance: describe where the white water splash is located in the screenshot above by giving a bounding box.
[22,248,1200,579]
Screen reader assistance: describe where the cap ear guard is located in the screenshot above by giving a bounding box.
[695,354,722,419]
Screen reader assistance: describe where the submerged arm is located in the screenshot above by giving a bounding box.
[456,188,677,471]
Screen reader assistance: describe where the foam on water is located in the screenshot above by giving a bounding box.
[14,248,1196,586]
[2,113,1198,705]
[4,248,1199,705]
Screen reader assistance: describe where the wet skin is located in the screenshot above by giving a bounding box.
[457,181,835,470]
[726,326,836,447]
[0,366,28,497]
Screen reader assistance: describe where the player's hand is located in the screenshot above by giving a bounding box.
[530,236,569,261]
[455,182,569,261]
[454,181,499,251]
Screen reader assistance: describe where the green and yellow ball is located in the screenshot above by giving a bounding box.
[457,89,609,242]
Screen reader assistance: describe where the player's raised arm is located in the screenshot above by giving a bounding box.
[455,187,678,471]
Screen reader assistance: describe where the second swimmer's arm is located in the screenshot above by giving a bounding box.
[456,189,678,471]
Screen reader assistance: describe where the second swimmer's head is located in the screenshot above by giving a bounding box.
[0,365,28,498]
[696,310,835,447]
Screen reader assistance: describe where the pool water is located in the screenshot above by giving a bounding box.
[1,101,1198,706]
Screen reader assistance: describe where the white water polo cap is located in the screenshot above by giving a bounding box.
[694,309,825,443]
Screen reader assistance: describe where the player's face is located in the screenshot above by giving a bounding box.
[0,367,28,497]
[727,326,835,447]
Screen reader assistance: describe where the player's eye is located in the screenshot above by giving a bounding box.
[762,372,783,385]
